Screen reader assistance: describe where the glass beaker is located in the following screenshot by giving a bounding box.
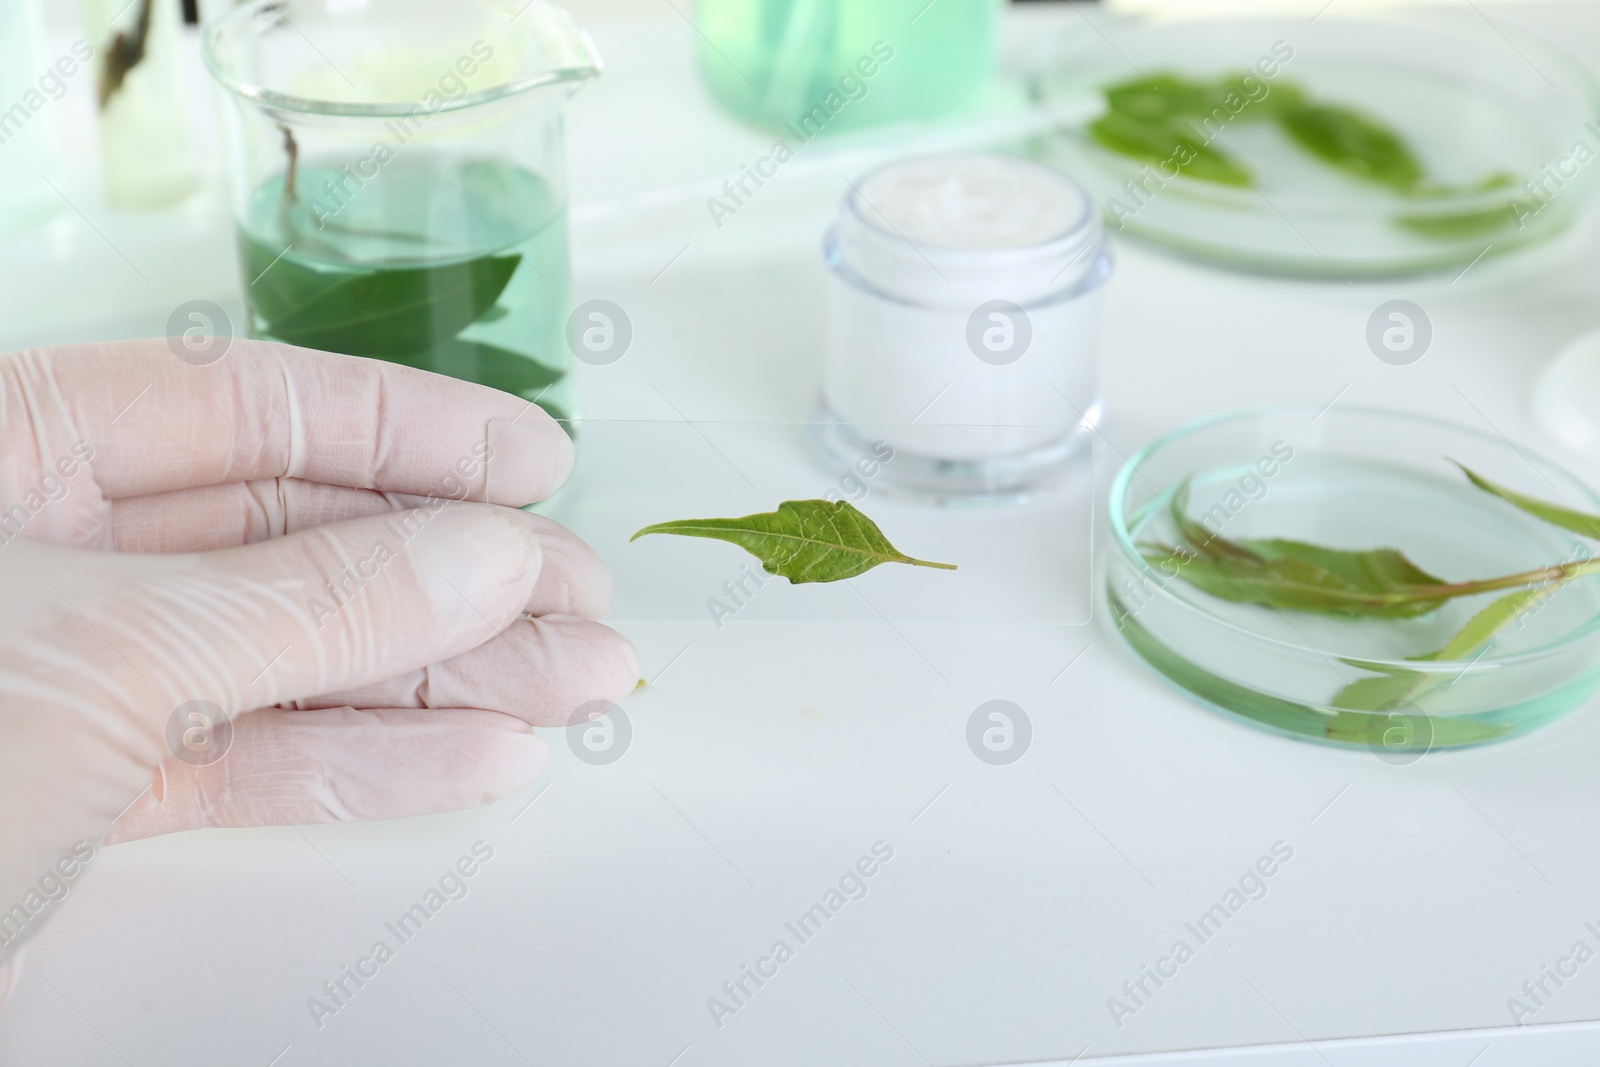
[695,0,999,136]
[203,0,600,425]
[80,0,200,208]
[0,0,62,233]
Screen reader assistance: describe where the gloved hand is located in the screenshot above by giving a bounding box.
[0,338,636,973]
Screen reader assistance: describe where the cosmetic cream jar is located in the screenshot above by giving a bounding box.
[814,153,1110,500]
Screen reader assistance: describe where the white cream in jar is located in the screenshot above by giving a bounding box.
[817,153,1109,498]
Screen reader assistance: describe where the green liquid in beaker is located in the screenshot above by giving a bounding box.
[237,155,572,423]
[696,0,998,135]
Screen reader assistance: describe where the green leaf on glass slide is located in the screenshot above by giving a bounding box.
[383,338,564,399]
[1277,103,1423,191]
[1456,464,1600,540]
[1146,480,1451,618]
[632,500,956,584]
[263,254,522,356]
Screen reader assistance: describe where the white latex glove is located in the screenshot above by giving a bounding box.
[0,339,637,975]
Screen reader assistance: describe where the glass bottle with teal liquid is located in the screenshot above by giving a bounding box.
[696,0,1000,135]
[204,0,600,428]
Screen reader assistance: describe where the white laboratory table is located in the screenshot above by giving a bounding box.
[7,3,1600,1065]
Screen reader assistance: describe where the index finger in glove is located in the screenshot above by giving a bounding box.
[7,339,571,505]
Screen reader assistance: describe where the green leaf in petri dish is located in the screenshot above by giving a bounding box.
[1148,542,1454,618]
[1330,586,1551,712]
[260,253,523,357]
[1239,538,1447,596]
[632,499,956,584]
[1327,664,1435,715]
[1146,480,1451,618]
[1146,468,1600,733]
[1091,72,1312,188]
[1457,463,1600,540]
[1104,74,1228,121]
[1277,103,1424,191]
[1103,72,1298,124]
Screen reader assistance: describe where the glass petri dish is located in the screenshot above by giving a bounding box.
[1108,407,1600,754]
[1030,12,1600,278]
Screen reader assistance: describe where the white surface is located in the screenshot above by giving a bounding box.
[1532,327,1600,461]
[6,3,1600,1066]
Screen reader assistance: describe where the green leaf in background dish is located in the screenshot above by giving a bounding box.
[1277,103,1424,191]
[1104,74,1233,121]
[1250,79,1309,118]
[1089,112,1253,187]
[262,253,522,357]
[1409,172,1518,199]
[631,499,956,584]
[1103,72,1300,124]
[1092,72,1280,187]
[1394,204,1520,241]
[382,337,565,399]
[1088,71,1517,229]
[1457,463,1600,540]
